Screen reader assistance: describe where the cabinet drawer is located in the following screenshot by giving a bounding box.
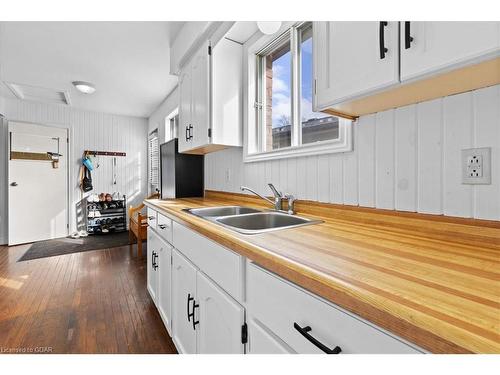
[147,208,157,229]
[157,213,173,244]
[247,263,422,354]
[172,222,242,300]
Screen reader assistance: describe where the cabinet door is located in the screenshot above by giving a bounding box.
[196,271,245,354]
[400,21,500,81]
[178,62,192,153]
[190,41,210,151]
[313,21,399,110]
[158,240,172,334]
[146,229,159,304]
[171,249,198,354]
[248,318,294,354]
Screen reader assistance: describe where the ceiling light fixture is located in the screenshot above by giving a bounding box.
[257,21,282,35]
[72,81,96,94]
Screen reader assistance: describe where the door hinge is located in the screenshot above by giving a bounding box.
[241,323,248,344]
[208,45,212,55]
[208,128,212,138]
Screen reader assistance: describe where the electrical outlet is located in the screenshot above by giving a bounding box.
[462,147,491,184]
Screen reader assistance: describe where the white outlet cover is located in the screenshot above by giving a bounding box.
[462,147,491,185]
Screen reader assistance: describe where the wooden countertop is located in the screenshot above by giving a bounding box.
[144,191,500,354]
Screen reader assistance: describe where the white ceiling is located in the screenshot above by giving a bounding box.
[0,22,183,118]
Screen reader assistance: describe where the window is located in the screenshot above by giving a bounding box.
[248,22,352,162]
[148,131,159,193]
[165,108,179,143]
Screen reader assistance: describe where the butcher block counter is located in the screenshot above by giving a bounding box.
[144,191,500,354]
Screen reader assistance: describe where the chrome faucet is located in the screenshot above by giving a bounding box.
[240,183,296,214]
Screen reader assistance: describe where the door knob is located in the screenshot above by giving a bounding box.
[10,182,18,186]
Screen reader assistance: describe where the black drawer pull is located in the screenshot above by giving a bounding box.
[185,125,189,141]
[293,323,341,354]
[404,21,414,49]
[379,21,388,59]
[158,224,167,230]
[148,216,155,221]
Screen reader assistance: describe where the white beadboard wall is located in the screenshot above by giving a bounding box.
[205,85,500,221]
[0,97,148,241]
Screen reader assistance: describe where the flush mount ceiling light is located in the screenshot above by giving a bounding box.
[72,81,96,94]
[257,21,282,35]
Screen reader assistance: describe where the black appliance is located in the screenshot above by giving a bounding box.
[160,138,204,199]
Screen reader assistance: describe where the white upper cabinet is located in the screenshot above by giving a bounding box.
[400,21,500,81]
[196,271,245,354]
[313,21,399,110]
[178,61,192,153]
[178,38,242,154]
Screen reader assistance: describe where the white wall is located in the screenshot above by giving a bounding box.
[0,97,149,242]
[148,86,179,142]
[205,85,500,221]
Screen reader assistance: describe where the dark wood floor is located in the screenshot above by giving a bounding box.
[0,241,177,354]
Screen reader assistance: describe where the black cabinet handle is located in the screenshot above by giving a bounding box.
[151,251,155,268]
[148,216,155,221]
[185,125,189,141]
[187,293,194,322]
[191,301,199,330]
[404,21,414,49]
[188,125,193,140]
[379,21,388,59]
[153,252,158,270]
[158,224,167,230]
[293,323,341,354]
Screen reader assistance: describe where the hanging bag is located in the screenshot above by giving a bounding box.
[82,167,93,192]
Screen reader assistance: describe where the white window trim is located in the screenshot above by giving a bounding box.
[243,22,353,163]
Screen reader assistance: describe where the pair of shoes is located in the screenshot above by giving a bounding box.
[70,230,89,239]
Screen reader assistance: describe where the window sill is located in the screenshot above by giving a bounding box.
[244,127,352,163]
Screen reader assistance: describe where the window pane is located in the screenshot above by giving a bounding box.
[264,39,292,151]
[300,25,339,144]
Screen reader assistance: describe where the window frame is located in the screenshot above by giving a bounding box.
[148,130,159,194]
[244,22,352,163]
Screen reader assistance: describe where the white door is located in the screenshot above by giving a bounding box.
[400,21,500,81]
[8,122,68,245]
[172,249,197,354]
[147,229,159,304]
[178,62,192,153]
[196,271,245,354]
[190,41,210,151]
[158,239,172,334]
[313,21,399,110]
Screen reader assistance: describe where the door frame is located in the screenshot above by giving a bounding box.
[7,120,71,244]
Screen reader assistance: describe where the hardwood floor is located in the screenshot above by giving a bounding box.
[0,242,177,354]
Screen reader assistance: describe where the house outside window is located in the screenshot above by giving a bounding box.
[246,22,352,162]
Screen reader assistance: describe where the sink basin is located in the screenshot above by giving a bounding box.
[185,206,262,218]
[215,211,322,234]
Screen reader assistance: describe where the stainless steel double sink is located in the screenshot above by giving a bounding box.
[184,206,323,235]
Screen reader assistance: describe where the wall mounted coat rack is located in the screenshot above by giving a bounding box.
[84,150,126,157]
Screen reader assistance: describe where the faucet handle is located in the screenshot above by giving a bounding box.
[285,194,296,215]
[268,183,283,198]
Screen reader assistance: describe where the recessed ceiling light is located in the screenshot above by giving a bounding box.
[72,81,96,94]
[257,22,282,35]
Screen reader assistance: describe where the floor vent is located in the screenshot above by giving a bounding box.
[4,82,71,106]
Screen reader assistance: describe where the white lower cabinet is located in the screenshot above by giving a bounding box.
[146,229,159,304]
[247,262,422,354]
[171,248,246,354]
[158,239,172,334]
[172,249,198,354]
[196,271,245,354]
[247,318,294,354]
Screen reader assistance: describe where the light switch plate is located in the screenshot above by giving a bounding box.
[462,147,491,184]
